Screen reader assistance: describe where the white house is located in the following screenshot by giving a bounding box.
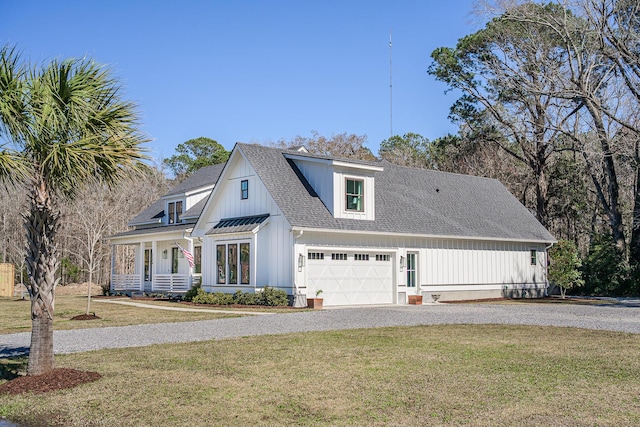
[108,163,224,294]
[110,143,555,305]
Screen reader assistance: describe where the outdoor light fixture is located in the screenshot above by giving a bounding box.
[298,254,305,271]
[400,255,405,272]
[162,249,168,259]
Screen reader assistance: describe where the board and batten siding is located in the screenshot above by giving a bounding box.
[196,152,294,292]
[425,239,547,286]
[295,231,547,295]
[292,159,335,215]
[185,188,211,210]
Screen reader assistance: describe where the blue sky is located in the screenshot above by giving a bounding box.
[2,0,479,163]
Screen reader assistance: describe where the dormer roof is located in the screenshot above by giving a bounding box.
[127,163,225,228]
[163,163,225,197]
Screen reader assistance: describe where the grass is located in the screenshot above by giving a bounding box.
[0,295,249,334]
[1,325,639,426]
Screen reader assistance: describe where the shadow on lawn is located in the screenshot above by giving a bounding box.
[0,355,28,381]
[0,346,29,359]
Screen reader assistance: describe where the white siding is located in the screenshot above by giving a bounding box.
[292,160,335,215]
[186,188,211,210]
[194,151,293,293]
[296,231,548,303]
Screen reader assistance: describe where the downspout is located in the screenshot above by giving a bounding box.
[293,229,306,307]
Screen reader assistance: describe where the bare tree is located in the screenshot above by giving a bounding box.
[429,2,581,227]
[273,131,377,161]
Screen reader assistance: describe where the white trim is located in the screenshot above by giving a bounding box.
[291,226,555,244]
[283,153,384,172]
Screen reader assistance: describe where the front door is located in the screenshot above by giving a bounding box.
[144,248,152,282]
[406,252,417,292]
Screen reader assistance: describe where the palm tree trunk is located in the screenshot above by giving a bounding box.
[27,311,54,375]
[25,176,59,376]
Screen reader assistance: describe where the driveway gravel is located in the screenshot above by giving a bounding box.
[2,301,639,357]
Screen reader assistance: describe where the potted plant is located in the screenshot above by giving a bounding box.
[307,289,323,309]
[408,289,423,305]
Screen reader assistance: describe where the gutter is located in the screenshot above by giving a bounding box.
[290,226,556,245]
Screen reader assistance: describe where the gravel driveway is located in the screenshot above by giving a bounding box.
[2,302,639,357]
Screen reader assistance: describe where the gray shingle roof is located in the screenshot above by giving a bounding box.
[238,143,554,242]
[164,163,225,197]
[128,198,165,227]
[128,163,224,227]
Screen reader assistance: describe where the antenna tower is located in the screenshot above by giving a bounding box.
[389,32,393,138]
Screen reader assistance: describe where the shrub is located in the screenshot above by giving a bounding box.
[196,290,233,305]
[189,286,289,306]
[257,286,289,306]
[581,234,630,296]
[548,239,583,298]
[184,284,201,302]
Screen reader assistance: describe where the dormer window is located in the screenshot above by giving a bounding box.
[168,201,183,224]
[241,180,248,200]
[346,179,364,212]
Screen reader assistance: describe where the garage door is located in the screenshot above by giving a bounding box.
[307,251,394,306]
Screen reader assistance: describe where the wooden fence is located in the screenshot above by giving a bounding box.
[0,263,15,297]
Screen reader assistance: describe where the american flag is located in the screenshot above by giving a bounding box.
[176,243,195,269]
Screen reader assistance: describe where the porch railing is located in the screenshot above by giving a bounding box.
[111,274,142,292]
[152,274,190,293]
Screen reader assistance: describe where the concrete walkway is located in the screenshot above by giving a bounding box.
[92,298,273,315]
[2,301,639,358]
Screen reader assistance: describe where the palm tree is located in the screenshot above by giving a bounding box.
[0,46,147,376]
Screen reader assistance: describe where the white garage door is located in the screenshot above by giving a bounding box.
[307,251,394,306]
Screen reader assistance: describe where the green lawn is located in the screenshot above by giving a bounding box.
[1,325,639,426]
[0,295,247,334]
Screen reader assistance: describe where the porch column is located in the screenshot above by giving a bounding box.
[110,244,116,292]
[151,240,157,292]
[137,243,144,291]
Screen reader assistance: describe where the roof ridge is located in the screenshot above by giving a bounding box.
[380,159,499,182]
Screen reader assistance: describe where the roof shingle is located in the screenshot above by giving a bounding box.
[238,143,554,242]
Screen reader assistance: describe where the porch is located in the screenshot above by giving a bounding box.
[110,273,196,295]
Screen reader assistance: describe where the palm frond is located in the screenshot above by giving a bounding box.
[0,147,27,186]
[24,56,149,196]
[0,45,28,145]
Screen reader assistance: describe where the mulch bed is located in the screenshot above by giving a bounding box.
[0,368,101,395]
[70,314,101,321]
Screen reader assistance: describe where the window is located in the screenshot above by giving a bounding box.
[354,254,369,261]
[217,243,251,285]
[194,246,202,274]
[345,179,364,212]
[241,180,248,200]
[308,252,324,260]
[176,201,183,223]
[406,253,417,287]
[376,254,390,261]
[168,202,175,224]
[331,253,348,260]
[168,201,183,224]
[240,243,250,284]
[171,247,179,274]
[530,250,537,266]
[216,245,226,284]
[228,244,238,284]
